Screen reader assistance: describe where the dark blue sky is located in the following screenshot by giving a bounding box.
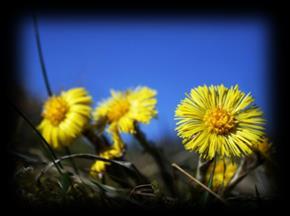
[20,16,272,140]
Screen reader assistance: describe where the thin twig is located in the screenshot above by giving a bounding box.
[172,163,228,205]
[32,14,52,96]
[132,191,156,198]
[129,184,153,197]
[36,153,142,182]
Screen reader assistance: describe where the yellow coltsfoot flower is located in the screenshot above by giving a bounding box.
[90,128,125,175]
[206,159,238,191]
[38,87,92,149]
[175,84,265,160]
[253,136,272,158]
[93,86,157,134]
[90,148,122,175]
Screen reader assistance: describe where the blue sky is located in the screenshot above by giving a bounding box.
[19,15,272,141]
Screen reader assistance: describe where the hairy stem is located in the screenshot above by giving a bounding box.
[196,157,212,182]
[223,157,264,196]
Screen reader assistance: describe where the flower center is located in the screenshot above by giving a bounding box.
[42,96,69,126]
[107,97,130,122]
[203,108,236,135]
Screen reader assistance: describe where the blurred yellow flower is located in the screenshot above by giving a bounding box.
[90,129,125,175]
[253,136,272,158]
[94,86,157,134]
[38,87,92,149]
[206,159,238,190]
[175,84,265,160]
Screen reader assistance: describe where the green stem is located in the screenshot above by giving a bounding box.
[208,157,217,188]
[134,124,176,196]
[202,157,216,205]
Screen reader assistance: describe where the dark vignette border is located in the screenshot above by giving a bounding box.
[3,1,289,213]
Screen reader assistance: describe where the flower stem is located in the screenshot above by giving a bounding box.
[134,124,176,196]
[32,14,52,97]
[201,157,216,205]
[82,128,109,154]
[223,157,264,196]
[196,157,211,182]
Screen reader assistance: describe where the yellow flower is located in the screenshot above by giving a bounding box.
[93,86,157,134]
[38,87,92,149]
[175,84,265,160]
[90,129,125,175]
[253,137,272,158]
[206,159,238,190]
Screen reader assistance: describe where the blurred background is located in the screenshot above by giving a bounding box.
[18,15,273,142]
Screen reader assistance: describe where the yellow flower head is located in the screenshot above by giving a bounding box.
[253,136,272,158]
[38,87,92,149]
[206,159,238,190]
[93,86,157,134]
[175,84,265,160]
[90,129,125,175]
